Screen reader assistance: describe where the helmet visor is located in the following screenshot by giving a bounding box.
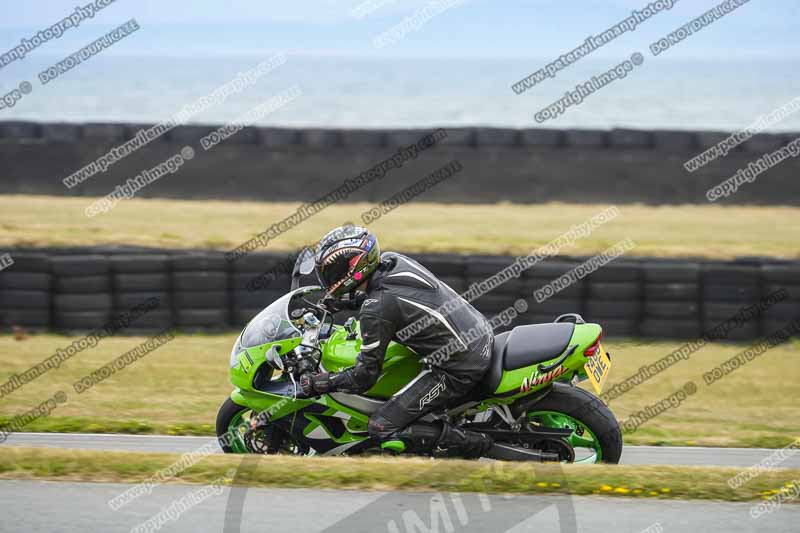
[316,254,354,291]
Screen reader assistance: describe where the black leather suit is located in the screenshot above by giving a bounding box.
[324,253,493,444]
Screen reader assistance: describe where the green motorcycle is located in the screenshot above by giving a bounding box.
[217,253,622,463]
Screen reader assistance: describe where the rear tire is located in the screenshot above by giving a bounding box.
[527,383,622,464]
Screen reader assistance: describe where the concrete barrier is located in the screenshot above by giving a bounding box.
[2,122,800,204]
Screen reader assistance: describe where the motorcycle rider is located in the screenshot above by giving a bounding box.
[299,225,534,460]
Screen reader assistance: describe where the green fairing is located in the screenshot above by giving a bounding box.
[321,326,422,398]
[320,394,371,425]
[304,413,366,444]
[231,387,313,420]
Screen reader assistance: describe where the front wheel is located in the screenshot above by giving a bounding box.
[215,396,253,453]
[215,396,307,455]
[525,383,622,464]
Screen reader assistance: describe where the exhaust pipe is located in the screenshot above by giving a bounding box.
[487,443,561,462]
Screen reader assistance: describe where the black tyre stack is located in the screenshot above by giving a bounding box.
[759,264,800,336]
[3,250,797,340]
[0,254,52,330]
[525,260,584,325]
[641,262,702,339]
[111,254,173,333]
[584,262,641,338]
[462,256,523,332]
[230,253,291,328]
[51,255,113,331]
[701,265,761,340]
[171,253,229,330]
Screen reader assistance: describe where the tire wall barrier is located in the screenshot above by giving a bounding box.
[1,122,799,205]
[1,250,798,340]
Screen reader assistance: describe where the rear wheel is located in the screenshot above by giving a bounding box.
[525,383,622,464]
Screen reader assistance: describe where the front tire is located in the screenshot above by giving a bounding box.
[526,383,622,464]
[215,397,251,453]
[215,396,307,455]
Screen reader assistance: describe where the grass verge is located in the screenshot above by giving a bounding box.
[2,195,800,259]
[1,447,798,503]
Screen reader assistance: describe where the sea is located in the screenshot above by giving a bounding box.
[2,53,800,133]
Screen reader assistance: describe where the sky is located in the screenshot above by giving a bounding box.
[0,0,797,61]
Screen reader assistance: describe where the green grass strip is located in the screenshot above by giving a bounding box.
[1,447,798,503]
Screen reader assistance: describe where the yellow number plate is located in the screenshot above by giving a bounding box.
[584,344,611,394]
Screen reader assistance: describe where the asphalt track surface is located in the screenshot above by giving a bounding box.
[0,480,797,533]
[5,432,800,468]
[4,434,799,532]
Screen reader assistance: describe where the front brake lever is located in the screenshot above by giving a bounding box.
[302,297,328,317]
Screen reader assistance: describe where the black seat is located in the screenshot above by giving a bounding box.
[503,323,575,370]
[480,323,574,394]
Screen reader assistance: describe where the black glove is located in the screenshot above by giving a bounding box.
[299,372,331,396]
[296,356,317,376]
